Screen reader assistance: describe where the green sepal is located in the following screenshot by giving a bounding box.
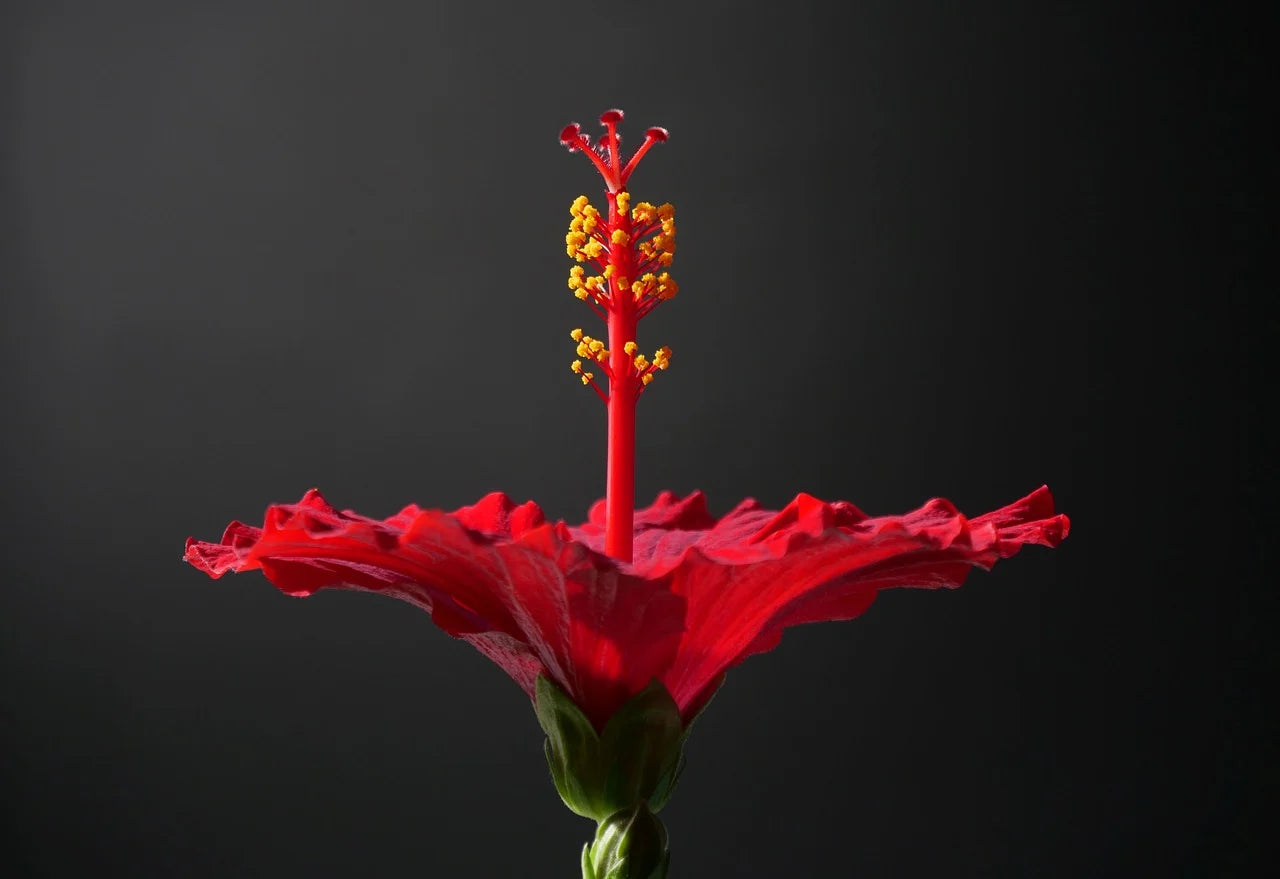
[536,676,687,821]
[598,679,684,814]
[536,676,604,819]
[647,685,716,812]
[587,803,669,879]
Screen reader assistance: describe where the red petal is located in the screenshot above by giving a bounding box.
[641,488,1066,721]
[184,491,683,730]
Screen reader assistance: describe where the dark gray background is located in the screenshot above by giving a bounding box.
[1,0,1269,876]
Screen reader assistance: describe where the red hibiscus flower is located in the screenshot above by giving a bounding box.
[185,484,1067,733]
[184,108,1068,876]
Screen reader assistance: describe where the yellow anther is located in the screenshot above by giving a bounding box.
[640,273,656,284]
[571,195,589,216]
[583,204,599,218]
[632,202,655,223]
[657,203,675,221]
[588,339,604,354]
[603,265,615,278]
[581,372,593,385]
[658,252,673,267]
[651,235,668,252]
[566,231,587,247]
[569,216,584,233]
[642,373,654,386]
[568,276,583,290]
[595,349,609,363]
[661,220,676,235]
[570,328,584,341]
[631,280,646,298]
[584,240,604,259]
[584,276,599,291]
[571,360,583,373]
[583,215,598,234]
[624,341,638,355]
[610,229,630,246]
[576,342,590,357]
[653,346,672,369]
[574,289,588,300]
[567,245,581,259]
[615,191,630,215]
[633,354,649,371]
[570,265,585,278]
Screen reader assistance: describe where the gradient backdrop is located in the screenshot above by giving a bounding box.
[1,1,1269,876]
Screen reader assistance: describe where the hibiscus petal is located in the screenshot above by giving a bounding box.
[658,487,1069,721]
[185,490,684,729]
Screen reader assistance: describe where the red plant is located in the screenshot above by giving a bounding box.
[184,108,1068,876]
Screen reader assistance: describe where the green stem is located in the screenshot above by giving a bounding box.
[581,804,669,879]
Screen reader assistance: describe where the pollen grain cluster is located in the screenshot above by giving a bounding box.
[560,109,680,402]
[564,197,678,307]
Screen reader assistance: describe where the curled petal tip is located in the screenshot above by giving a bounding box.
[599,108,624,125]
[559,122,581,149]
[645,126,669,142]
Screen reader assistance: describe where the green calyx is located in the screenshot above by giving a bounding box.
[582,803,670,879]
[535,676,689,822]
